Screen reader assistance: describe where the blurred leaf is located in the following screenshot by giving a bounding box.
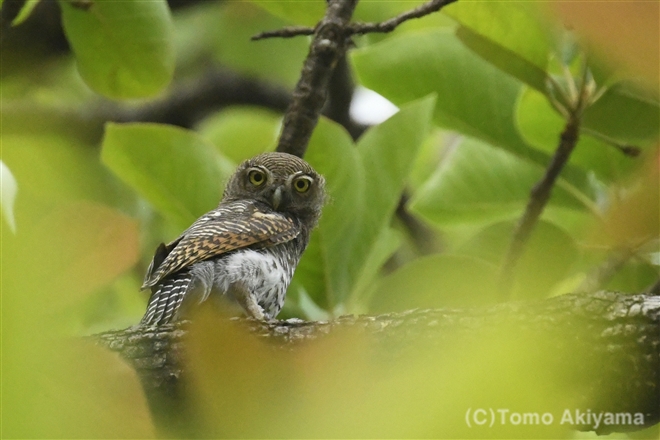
[446,2,551,92]
[351,29,592,194]
[410,138,585,226]
[552,1,659,89]
[591,158,660,249]
[370,254,499,312]
[211,2,309,87]
[458,220,579,299]
[59,0,175,99]
[604,260,659,293]
[456,27,548,93]
[351,227,401,308]
[0,160,18,233]
[10,0,41,25]
[298,96,435,308]
[20,201,139,310]
[516,86,641,182]
[248,0,324,26]
[197,106,280,164]
[3,339,154,438]
[582,83,660,143]
[1,132,128,210]
[183,306,577,438]
[101,123,234,229]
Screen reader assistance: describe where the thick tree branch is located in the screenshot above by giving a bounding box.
[274,0,358,157]
[95,291,660,436]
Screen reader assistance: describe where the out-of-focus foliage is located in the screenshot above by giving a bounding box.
[2,0,658,437]
[59,0,175,99]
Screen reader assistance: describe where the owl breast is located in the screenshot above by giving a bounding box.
[190,239,303,319]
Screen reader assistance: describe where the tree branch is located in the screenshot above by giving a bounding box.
[348,0,458,34]
[95,291,660,436]
[251,0,458,41]
[500,116,581,296]
[274,0,359,157]
[101,66,292,129]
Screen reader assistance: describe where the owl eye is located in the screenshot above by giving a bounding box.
[293,176,312,193]
[248,169,266,187]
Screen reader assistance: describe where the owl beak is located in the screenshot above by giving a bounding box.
[271,186,283,210]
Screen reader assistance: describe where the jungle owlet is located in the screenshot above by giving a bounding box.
[140,152,325,325]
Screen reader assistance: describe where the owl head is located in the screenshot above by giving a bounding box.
[223,152,326,226]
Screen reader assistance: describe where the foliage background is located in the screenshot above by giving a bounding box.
[1,0,658,437]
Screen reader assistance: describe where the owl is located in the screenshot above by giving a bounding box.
[140,152,325,325]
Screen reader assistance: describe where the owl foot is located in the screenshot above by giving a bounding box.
[230,282,267,320]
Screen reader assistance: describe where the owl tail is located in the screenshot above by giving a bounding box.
[141,270,192,326]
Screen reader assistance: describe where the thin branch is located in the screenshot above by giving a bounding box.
[348,0,458,34]
[500,115,581,296]
[252,25,316,41]
[252,0,458,41]
[275,0,359,157]
[582,127,642,157]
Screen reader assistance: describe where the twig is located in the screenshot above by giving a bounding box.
[582,127,642,158]
[348,0,458,34]
[252,25,316,41]
[500,115,581,295]
[252,0,458,41]
[275,0,359,158]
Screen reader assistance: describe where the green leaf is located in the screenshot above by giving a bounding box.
[352,29,595,209]
[457,220,579,299]
[297,95,436,308]
[583,83,660,143]
[0,161,18,233]
[354,31,570,171]
[210,2,310,87]
[59,0,175,99]
[369,254,500,312]
[11,0,41,26]
[516,86,641,182]
[248,0,325,26]
[197,106,280,164]
[101,123,233,229]
[1,132,126,209]
[350,227,402,308]
[456,26,548,93]
[20,201,140,308]
[410,138,585,226]
[445,2,551,91]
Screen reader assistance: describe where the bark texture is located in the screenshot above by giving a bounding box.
[95,291,660,436]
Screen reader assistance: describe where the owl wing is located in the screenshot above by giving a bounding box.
[141,200,300,289]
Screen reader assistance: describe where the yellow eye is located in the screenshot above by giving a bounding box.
[248,169,266,186]
[293,176,312,193]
